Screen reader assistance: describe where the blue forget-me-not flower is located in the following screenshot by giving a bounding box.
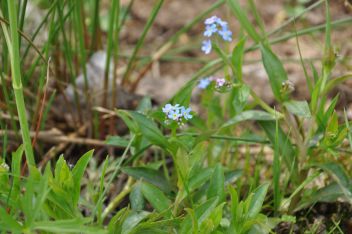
[201,40,212,54]
[162,103,193,125]
[201,16,232,54]
[198,77,212,89]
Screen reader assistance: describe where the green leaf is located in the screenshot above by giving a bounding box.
[284,100,311,118]
[207,164,225,202]
[32,219,105,233]
[130,183,145,211]
[0,206,22,232]
[248,183,269,218]
[106,136,130,147]
[230,84,250,115]
[222,110,276,128]
[171,79,196,106]
[10,146,24,206]
[180,197,219,234]
[122,167,172,193]
[317,163,352,200]
[116,110,139,133]
[232,38,246,81]
[227,0,261,43]
[129,111,168,148]
[323,74,352,95]
[72,150,93,206]
[141,182,171,214]
[137,97,153,113]
[298,182,347,210]
[259,121,297,180]
[188,168,213,192]
[260,44,288,101]
[121,211,150,234]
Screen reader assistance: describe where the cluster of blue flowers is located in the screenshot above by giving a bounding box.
[201,16,232,54]
[162,103,193,125]
[197,76,228,90]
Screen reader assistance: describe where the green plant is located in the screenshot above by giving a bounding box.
[1,0,352,232]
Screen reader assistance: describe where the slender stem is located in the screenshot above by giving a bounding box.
[93,135,135,220]
[249,89,284,118]
[4,0,35,168]
[101,177,133,220]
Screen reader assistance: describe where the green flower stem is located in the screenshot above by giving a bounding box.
[101,177,133,220]
[3,0,35,168]
[249,89,284,118]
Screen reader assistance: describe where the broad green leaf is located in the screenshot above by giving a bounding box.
[284,100,311,118]
[116,110,139,133]
[260,44,288,101]
[317,163,352,200]
[141,182,171,214]
[199,203,224,233]
[230,84,250,115]
[180,197,219,234]
[106,136,130,147]
[129,111,168,148]
[122,167,172,193]
[222,110,276,128]
[72,150,93,206]
[188,168,213,192]
[121,211,150,234]
[227,0,261,43]
[298,182,347,210]
[225,170,243,185]
[248,183,269,218]
[207,164,225,202]
[30,164,51,225]
[130,183,145,211]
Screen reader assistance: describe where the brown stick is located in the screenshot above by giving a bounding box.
[0,129,118,147]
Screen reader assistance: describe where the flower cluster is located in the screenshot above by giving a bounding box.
[197,76,230,90]
[162,103,193,125]
[201,16,232,54]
